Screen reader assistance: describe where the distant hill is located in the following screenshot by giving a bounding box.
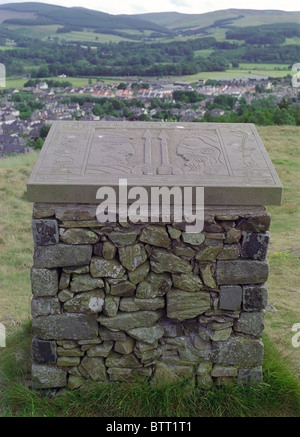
[0,3,300,43]
[0,2,173,36]
[132,8,300,31]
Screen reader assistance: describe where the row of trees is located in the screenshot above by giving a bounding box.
[2,34,300,78]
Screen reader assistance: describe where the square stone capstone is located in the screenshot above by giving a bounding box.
[27,121,283,205]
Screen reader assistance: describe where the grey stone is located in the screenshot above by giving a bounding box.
[31,268,59,297]
[57,356,81,367]
[140,225,171,248]
[212,336,264,367]
[233,312,264,338]
[114,336,135,355]
[34,244,93,269]
[86,341,114,357]
[195,241,223,262]
[236,213,271,232]
[151,362,178,387]
[32,313,98,340]
[172,273,203,292]
[63,265,90,274]
[58,288,74,303]
[63,289,105,314]
[59,228,99,245]
[216,260,269,285]
[167,226,181,240]
[211,365,238,377]
[238,366,263,384]
[110,281,136,297]
[32,219,59,246]
[32,337,57,364]
[102,241,117,260]
[119,297,140,312]
[133,297,165,311]
[57,347,84,357]
[103,295,120,317]
[136,272,172,299]
[119,244,148,271]
[199,264,217,289]
[108,367,152,382]
[211,327,232,342]
[219,286,243,311]
[31,364,67,389]
[128,261,150,285]
[224,228,242,244]
[167,289,210,322]
[31,297,61,317]
[127,325,164,344]
[90,257,126,279]
[70,274,104,292]
[105,352,142,368]
[59,272,70,290]
[79,356,107,381]
[98,310,163,331]
[68,376,85,390]
[243,284,268,311]
[182,232,205,245]
[108,231,137,247]
[99,327,127,342]
[150,248,192,274]
[217,244,240,260]
[173,244,196,259]
[241,232,269,260]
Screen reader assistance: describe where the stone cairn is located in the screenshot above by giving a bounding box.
[30,203,270,390]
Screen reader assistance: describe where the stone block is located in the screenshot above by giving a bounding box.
[212,336,264,367]
[216,260,269,285]
[108,231,137,247]
[31,268,59,297]
[105,352,142,369]
[241,232,269,260]
[63,290,105,314]
[98,310,163,331]
[32,337,57,364]
[140,225,171,248]
[172,273,203,292]
[79,356,107,381]
[34,244,93,269]
[150,248,192,274]
[103,295,120,317]
[119,244,148,271]
[32,219,59,246]
[86,341,114,358]
[219,286,242,311]
[128,261,150,285]
[31,364,67,389]
[136,272,172,299]
[243,284,268,311]
[90,257,126,279]
[102,241,117,260]
[182,231,205,245]
[70,274,104,292]
[127,325,165,344]
[166,288,210,322]
[211,365,238,377]
[59,228,99,245]
[233,312,264,338]
[32,313,98,340]
[31,297,61,317]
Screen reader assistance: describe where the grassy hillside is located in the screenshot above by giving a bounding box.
[0,126,300,417]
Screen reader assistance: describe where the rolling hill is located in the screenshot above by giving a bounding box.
[0,3,299,43]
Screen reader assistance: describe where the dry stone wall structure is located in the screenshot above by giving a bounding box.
[27,121,282,390]
[31,203,270,390]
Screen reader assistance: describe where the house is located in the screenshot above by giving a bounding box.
[210,108,225,117]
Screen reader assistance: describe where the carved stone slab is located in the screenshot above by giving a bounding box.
[27,121,282,205]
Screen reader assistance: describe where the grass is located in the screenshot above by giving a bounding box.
[1,126,300,416]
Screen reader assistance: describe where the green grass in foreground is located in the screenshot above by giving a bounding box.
[0,323,300,417]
